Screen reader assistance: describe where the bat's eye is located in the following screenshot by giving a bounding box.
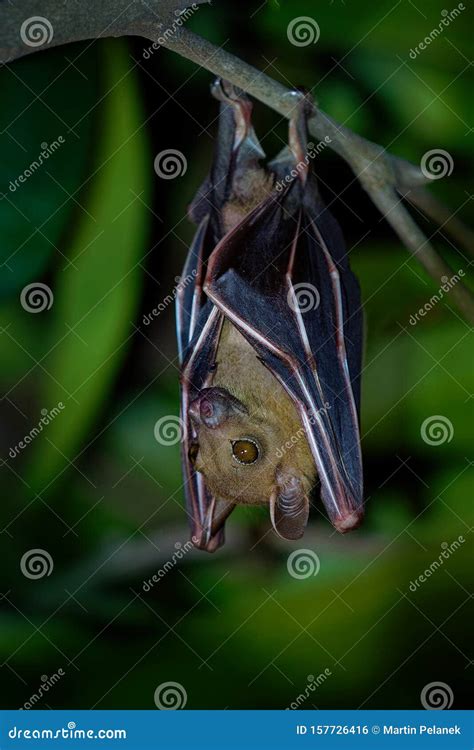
[231,439,259,465]
[188,443,199,466]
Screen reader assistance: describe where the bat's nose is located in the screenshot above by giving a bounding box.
[189,388,247,429]
[189,394,221,427]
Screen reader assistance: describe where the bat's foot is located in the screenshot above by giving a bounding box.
[211,77,244,103]
[211,78,266,161]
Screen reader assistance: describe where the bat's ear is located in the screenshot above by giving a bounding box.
[269,471,310,541]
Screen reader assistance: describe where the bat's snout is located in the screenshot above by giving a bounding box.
[189,387,247,429]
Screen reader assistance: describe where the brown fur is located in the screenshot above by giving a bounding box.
[194,320,316,506]
[222,167,274,234]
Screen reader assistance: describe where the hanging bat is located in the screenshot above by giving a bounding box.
[176,79,363,552]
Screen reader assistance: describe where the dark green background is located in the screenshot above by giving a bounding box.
[0,0,472,709]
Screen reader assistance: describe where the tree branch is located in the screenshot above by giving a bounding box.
[0,0,208,62]
[1,4,473,321]
[401,187,474,260]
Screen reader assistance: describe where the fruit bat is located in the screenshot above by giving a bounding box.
[176,79,363,552]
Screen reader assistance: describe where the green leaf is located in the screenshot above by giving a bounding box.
[25,40,151,493]
[0,43,100,298]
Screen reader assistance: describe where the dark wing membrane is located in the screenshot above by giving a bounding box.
[176,215,209,364]
[176,211,225,551]
[303,177,363,413]
[204,184,364,531]
[177,80,266,367]
[180,306,225,551]
[176,214,227,550]
[176,81,266,551]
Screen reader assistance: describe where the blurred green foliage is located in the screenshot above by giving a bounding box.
[0,0,472,711]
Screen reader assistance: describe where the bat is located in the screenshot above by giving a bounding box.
[176,79,363,552]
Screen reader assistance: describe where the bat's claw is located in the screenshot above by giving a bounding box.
[211,77,245,104]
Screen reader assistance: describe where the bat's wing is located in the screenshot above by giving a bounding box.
[204,124,364,531]
[178,79,264,359]
[176,80,265,550]
[303,179,363,416]
[179,305,225,552]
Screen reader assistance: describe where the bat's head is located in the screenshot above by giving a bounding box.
[188,385,315,540]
